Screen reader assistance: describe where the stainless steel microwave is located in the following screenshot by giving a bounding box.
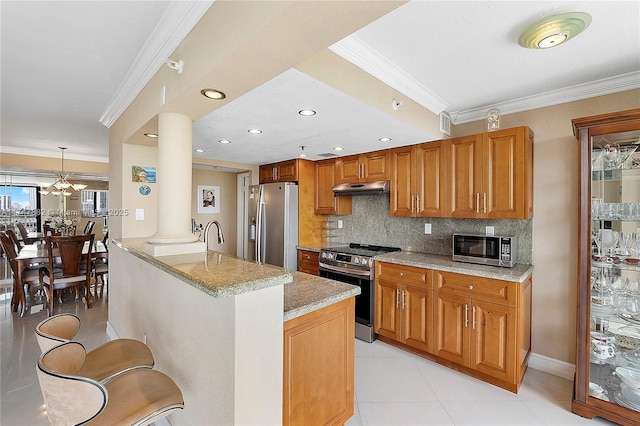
[452,234,516,268]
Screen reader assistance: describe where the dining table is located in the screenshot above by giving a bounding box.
[11,240,107,317]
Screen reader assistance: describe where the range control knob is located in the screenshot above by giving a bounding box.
[354,257,360,264]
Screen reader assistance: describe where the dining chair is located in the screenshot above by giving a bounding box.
[36,342,184,426]
[92,251,109,299]
[43,223,61,237]
[5,229,24,251]
[39,234,94,317]
[35,313,154,383]
[0,232,42,313]
[16,222,38,245]
[82,220,96,235]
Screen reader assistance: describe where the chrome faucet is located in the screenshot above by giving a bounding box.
[203,220,225,248]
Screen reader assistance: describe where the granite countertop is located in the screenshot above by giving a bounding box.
[114,239,360,320]
[295,242,347,253]
[284,272,360,321]
[114,238,294,298]
[375,251,533,283]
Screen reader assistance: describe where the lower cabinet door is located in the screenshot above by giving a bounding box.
[374,279,401,340]
[434,292,470,366]
[471,300,516,383]
[402,285,433,353]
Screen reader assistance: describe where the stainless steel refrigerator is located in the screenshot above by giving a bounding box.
[247,182,298,270]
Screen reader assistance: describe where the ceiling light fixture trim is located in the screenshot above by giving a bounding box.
[248,128,262,134]
[518,12,591,49]
[144,132,159,138]
[201,89,226,99]
[299,109,316,116]
[218,140,231,144]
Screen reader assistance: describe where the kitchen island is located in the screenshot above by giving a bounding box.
[110,239,359,425]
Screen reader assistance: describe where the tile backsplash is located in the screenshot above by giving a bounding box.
[327,194,533,265]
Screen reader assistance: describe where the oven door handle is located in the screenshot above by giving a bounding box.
[319,262,372,279]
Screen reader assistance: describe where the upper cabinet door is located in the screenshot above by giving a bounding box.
[484,127,531,219]
[390,145,415,217]
[416,140,447,218]
[361,150,390,181]
[314,159,352,215]
[336,155,361,184]
[449,134,483,218]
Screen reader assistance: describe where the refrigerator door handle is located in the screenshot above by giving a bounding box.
[256,185,264,262]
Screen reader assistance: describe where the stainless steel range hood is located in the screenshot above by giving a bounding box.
[333,180,390,195]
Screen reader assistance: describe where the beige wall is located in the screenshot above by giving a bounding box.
[192,168,238,255]
[121,144,158,238]
[453,89,640,364]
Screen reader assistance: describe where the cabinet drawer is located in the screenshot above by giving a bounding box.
[297,250,319,275]
[377,262,431,289]
[434,270,517,306]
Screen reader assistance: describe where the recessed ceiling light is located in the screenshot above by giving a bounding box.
[144,132,158,138]
[379,137,392,142]
[194,149,205,153]
[248,128,262,134]
[201,88,226,99]
[218,140,231,144]
[518,12,591,49]
[333,146,344,151]
[299,109,316,116]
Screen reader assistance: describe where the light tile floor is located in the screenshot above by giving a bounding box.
[0,286,619,425]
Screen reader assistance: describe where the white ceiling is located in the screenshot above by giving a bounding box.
[2,1,639,169]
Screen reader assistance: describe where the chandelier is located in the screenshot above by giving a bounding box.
[39,147,87,196]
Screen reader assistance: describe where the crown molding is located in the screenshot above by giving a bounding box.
[0,146,109,163]
[450,71,640,124]
[329,35,449,114]
[98,1,214,128]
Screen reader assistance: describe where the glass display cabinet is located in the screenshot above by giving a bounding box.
[573,108,640,424]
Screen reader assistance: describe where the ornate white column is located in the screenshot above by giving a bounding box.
[143,112,205,255]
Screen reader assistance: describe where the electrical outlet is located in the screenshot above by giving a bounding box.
[486,226,495,236]
[337,220,343,229]
[424,223,432,234]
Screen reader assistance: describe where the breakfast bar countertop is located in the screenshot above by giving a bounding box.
[375,251,534,283]
[284,272,360,321]
[113,238,294,298]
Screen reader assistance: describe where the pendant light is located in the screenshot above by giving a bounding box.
[39,147,87,196]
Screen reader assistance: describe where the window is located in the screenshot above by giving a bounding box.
[0,185,41,231]
[81,190,108,217]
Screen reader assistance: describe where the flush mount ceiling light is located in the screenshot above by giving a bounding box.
[333,146,344,151]
[194,149,205,153]
[218,139,231,144]
[144,132,158,138]
[299,146,307,158]
[518,12,591,49]
[298,109,316,116]
[39,147,88,196]
[379,137,392,142]
[201,89,226,100]
[248,128,262,134]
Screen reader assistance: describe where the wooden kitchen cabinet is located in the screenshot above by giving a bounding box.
[449,126,533,219]
[283,297,355,426]
[297,249,319,275]
[572,109,640,424]
[336,149,390,184]
[433,270,531,392]
[390,140,447,217]
[314,158,352,215]
[259,159,298,183]
[375,262,433,353]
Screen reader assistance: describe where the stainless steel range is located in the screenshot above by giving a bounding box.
[319,244,401,342]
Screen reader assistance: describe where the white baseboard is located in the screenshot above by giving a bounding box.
[528,352,575,381]
[105,320,119,341]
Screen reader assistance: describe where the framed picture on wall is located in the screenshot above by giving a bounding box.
[198,185,220,214]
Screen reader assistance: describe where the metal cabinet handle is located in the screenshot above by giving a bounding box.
[416,195,420,213]
[464,304,469,327]
[399,272,404,276]
[411,196,415,213]
[396,289,400,308]
[483,193,487,214]
[468,285,473,290]
[472,306,476,329]
[402,289,405,310]
[476,193,480,213]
